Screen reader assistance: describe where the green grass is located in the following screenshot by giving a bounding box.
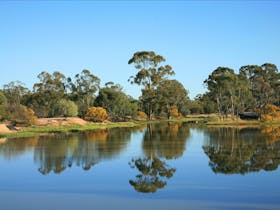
[0,121,147,138]
[3,115,274,139]
[0,117,207,139]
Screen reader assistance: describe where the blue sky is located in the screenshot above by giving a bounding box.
[0,1,279,99]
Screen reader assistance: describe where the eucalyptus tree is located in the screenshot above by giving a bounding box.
[156,79,189,118]
[194,93,216,114]
[239,63,280,108]
[261,63,280,106]
[128,51,175,119]
[204,67,238,118]
[235,72,254,113]
[68,69,100,116]
[94,82,138,121]
[30,71,67,117]
[3,81,30,106]
[2,81,32,122]
[0,90,7,120]
[0,91,7,106]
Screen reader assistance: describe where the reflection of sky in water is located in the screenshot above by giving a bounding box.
[0,124,280,210]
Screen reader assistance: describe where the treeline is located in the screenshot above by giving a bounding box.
[0,51,189,124]
[0,51,279,125]
[189,63,280,119]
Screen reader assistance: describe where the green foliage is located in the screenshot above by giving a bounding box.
[84,106,108,122]
[31,71,67,117]
[0,91,8,120]
[0,90,7,105]
[54,99,78,117]
[156,79,189,118]
[186,99,203,114]
[3,81,29,105]
[240,64,280,108]
[68,69,100,116]
[203,66,259,117]
[94,82,138,121]
[7,105,37,126]
[128,51,175,119]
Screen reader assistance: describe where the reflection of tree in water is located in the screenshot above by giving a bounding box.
[0,136,38,159]
[203,127,280,174]
[85,127,134,160]
[34,127,133,175]
[129,122,189,193]
[34,134,79,174]
[143,122,190,159]
[129,157,175,193]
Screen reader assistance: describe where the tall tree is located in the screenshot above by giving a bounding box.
[68,69,100,116]
[0,90,8,120]
[204,67,238,118]
[30,71,67,117]
[3,81,29,105]
[94,82,138,121]
[156,79,189,118]
[128,51,175,119]
[239,64,280,108]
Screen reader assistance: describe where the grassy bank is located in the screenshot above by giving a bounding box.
[0,117,205,139]
[2,115,277,139]
[0,122,138,138]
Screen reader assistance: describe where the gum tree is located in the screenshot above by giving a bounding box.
[128,51,174,119]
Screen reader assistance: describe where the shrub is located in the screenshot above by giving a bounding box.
[136,111,147,121]
[8,105,37,126]
[84,107,108,122]
[54,99,78,117]
[261,104,280,122]
[170,106,180,118]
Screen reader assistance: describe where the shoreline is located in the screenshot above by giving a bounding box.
[0,116,278,139]
[0,117,202,139]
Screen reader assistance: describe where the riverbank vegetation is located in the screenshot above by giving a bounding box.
[0,51,280,130]
[0,117,204,138]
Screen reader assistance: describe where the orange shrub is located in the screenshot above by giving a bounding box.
[9,105,37,126]
[170,105,179,118]
[136,111,147,121]
[261,104,280,122]
[84,107,108,122]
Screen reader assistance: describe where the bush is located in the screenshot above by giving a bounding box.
[136,111,147,121]
[54,99,78,117]
[8,105,37,126]
[84,107,108,122]
[261,104,280,122]
[170,106,180,118]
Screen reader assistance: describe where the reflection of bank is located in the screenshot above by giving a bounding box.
[0,136,38,159]
[0,138,7,144]
[203,127,280,175]
[34,128,133,175]
[129,122,190,193]
[143,122,190,160]
[0,127,135,175]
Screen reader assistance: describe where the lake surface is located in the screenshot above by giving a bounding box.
[0,123,280,210]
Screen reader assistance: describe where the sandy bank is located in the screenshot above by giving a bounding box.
[35,117,88,126]
[0,124,12,133]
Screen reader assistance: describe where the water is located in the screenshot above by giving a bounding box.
[0,123,280,210]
